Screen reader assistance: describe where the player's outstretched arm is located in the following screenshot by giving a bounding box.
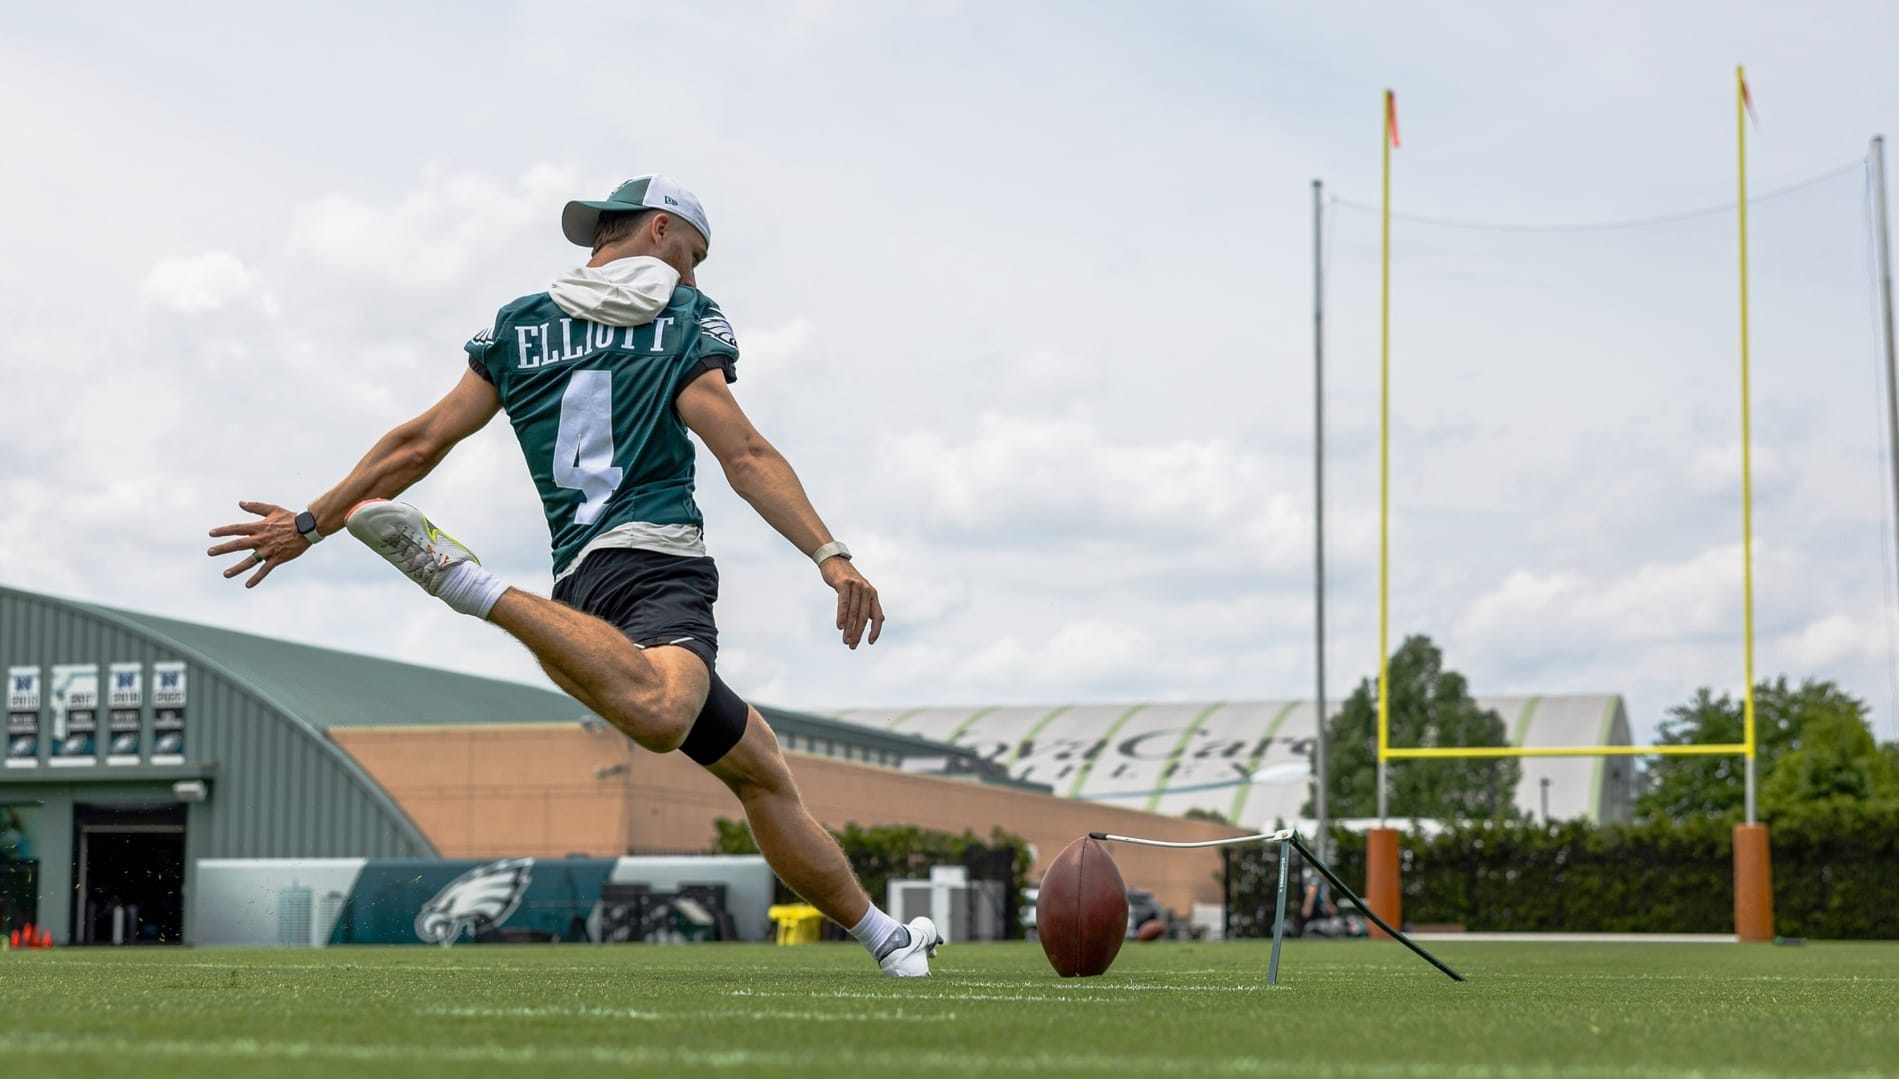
[677,373,885,649]
[207,370,500,588]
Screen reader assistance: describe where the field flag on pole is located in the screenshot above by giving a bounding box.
[1376,86,1398,814]
[1740,72,1758,127]
[1735,63,1761,822]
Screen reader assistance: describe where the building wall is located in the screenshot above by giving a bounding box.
[835,695,1639,825]
[0,587,435,942]
[331,723,1251,914]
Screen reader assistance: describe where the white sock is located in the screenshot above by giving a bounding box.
[847,905,908,959]
[436,561,509,619]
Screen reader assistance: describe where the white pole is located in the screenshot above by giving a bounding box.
[1091,829,1296,849]
[1312,178,1332,858]
[1873,137,1899,682]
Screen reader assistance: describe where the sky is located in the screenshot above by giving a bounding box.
[2,1,1897,742]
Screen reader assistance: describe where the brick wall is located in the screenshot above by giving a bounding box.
[330,722,1250,913]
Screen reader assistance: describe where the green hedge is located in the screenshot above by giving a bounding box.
[1230,807,1899,939]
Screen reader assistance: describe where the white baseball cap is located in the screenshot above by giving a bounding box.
[562,174,711,248]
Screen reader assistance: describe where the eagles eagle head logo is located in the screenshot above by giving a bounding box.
[414,858,534,945]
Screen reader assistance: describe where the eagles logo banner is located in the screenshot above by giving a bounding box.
[413,858,535,945]
[188,855,774,946]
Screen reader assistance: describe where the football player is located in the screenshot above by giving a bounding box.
[210,175,939,975]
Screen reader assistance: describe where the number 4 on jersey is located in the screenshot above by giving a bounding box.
[552,370,624,525]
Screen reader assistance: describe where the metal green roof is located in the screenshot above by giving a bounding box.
[1,584,439,867]
[72,600,973,758]
[86,603,590,731]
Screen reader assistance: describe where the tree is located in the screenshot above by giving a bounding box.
[1312,634,1522,820]
[1639,677,1899,820]
[1759,708,1899,818]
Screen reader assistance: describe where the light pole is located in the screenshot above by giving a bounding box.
[1312,178,1331,859]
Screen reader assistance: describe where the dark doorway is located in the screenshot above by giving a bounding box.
[1,803,41,935]
[73,803,186,944]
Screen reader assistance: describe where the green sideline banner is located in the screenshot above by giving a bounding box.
[191,855,775,946]
[333,858,615,945]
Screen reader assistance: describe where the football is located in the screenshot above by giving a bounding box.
[1036,836,1129,977]
[1135,918,1166,941]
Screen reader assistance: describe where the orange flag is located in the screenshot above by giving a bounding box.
[1386,90,1400,147]
[1740,74,1758,127]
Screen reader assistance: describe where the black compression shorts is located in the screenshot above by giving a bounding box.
[551,548,720,674]
[551,548,747,765]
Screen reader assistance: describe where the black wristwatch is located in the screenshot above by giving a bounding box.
[296,510,323,545]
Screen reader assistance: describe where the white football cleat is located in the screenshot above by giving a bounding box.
[345,500,482,601]
[878,917,943,978]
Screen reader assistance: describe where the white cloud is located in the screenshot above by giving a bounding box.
[876,407,1304,564]
[140,252,261,314]
[965,619,1151,684]
[735,318,819,374]
[1688,442,1788,497]
[1785,611,1892,671]
[287,164,583,294]
[2,3,1898,748]
[1452,544,1813,658]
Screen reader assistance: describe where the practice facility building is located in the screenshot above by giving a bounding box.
[827,697,1639,828]
[0,585,1246,946]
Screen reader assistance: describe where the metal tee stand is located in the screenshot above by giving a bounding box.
[1089,829,1465,985]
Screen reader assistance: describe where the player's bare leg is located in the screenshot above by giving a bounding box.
[347,500,698,750]
[486,592,706,751]
[347,499,937,973]
[706,708,941,975]
[475,603,943,973]
[704,709,867,921]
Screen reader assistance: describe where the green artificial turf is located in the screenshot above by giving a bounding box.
[2,940,1894,1077]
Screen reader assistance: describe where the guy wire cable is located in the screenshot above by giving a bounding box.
[1334,157,1864,234]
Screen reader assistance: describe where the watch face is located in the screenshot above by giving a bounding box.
[296,511,317,534]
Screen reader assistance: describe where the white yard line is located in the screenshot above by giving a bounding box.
[725,985,1272,1003]
[937,979,1272,992]
[0,1032,1876,1079]
[1409,933,1736,944]
[423,1004,960,1023]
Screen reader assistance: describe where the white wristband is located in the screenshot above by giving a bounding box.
[811,541,851,565]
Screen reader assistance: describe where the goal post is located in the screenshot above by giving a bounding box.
[1373,72,1760,780]
[1366,71,1773,941]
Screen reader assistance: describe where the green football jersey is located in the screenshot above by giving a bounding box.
[465,286,739,574]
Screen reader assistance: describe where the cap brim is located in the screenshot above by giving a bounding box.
[561,199,641,247]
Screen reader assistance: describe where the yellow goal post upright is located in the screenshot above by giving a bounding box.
[1367,71,1770,940]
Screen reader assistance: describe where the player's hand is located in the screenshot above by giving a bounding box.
[820,556,884,649]
[207,500,309,588]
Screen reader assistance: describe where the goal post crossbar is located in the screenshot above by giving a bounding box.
[1381,743,1748,760]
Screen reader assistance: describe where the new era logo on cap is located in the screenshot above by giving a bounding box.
[561,174,711,249]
